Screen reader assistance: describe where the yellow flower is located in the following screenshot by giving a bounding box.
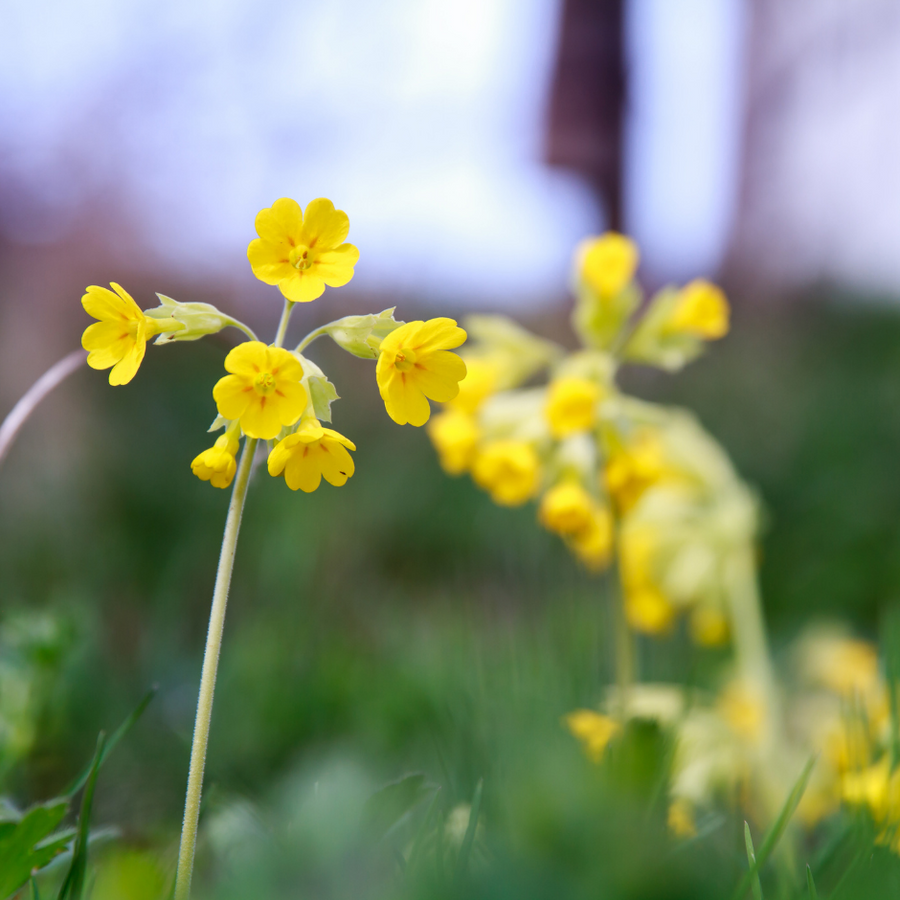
[717,682,765,743]
[247,198,359,303]
[667,798,697,838]
[578,233,639,297]
[471,440,540,506]
[539,481,594,535]
[447,357,498,414]
[568,507,614,572]
[545,377,602,439]
[267,418,356,492]
[81,283,182,385]
[564,709,620,763]
[625,587,675,635]
[427,409,480,475]
[665,279,729,339]
[689,607,730,647]
[605,430,667,512]
[376,318,467,426]
[212,341,307,440]
[191,434,240,489]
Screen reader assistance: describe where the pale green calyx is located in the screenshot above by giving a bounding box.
[147,294,256,344]
[323,308,405,359]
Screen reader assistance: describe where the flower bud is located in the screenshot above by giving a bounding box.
[147,294,244,344]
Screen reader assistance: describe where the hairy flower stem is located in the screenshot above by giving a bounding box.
[174,299,295,900]
[613,578,635,719]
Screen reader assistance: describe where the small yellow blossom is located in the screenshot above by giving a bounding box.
[605,430,667,512]
[842,759,893,819]
[471,440,540,506]
[267,418,356,492]
[545,377,602,439]
[82,283,183,385]
[568,507,614,572]
[376,318,467,426]
[689,606,730,647]
[565,709,621,763]
[191,434,240,489]
[247,198,359,303]
[625,587,675,635]
[539,481,595,536]
[668,798,697,838]
[717,682,765,743]
[578,233,639,297]
[447,357,498,414]
[212,341,307,440]
[665,280,729,339]
[427,409,480,475]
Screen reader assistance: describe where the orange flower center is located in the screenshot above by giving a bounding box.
[253,372,277,396]
[393,347,417,372]
[289,245,313,271]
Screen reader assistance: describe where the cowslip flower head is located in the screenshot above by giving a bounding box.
[539,481,595,536]
[212,341,307,440]
[82,283,183,385]
[247,198,359,303]
[665,279,729,339]
[427,409,480,475]
[545,377,602,439]
[564,710,620,763]
[376,318,467,427]
[471,439,539,506]
[191,434,240,489]
[605,430,667,512]
[267,418,356,493]
[577,233,639,297]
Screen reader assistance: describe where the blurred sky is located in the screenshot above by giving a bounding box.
[0,0,746,304]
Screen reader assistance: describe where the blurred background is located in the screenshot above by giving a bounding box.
[3,1,900,897]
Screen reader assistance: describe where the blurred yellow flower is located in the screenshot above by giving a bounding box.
[427,409,480,475]
[578,233,639,297]
[545,377,602,439]
[625,587,675,635]
[717,682,765,743]
[376,318,467,426]
[667,798,697,838]
[82,283,183,385]
[665,280,729,339]
[605,430,667,512]
[212,341,308,440]
[472,439,540,506]
[565,709,621,763]
[539,481,595,536]
[689,606,730,647]
[267,418,356,492]
[569,507,614,572]
[247,198,359,303]
[191,433,240,489]
[447,357,498,414]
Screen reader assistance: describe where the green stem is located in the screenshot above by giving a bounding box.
[273,300,295,348]
[173,435,259,900]
[227,319,259,342]
[294,324,329,353]
[613,575,636,719]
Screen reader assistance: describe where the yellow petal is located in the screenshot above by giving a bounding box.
[254,198,303,244]
[267,437,297,476]
[239,395,285,440]
[318,440,355,486]
[313,243,359,287]
[82,285,137,322]
[279,272,326,303]
[380,369,431,426]
[284,452,323,492]
[320,427,356,451]
[379,321,424,358]
[294,418,326,442]
[267,346,304,382]
[412,352,466,403]
[414,318,467,353]
[272,381,308,427]
[300,198,350,250]
[213,374,254,420]
[247,238,294,285]
[224,341,269,377]
[108,336,146,385]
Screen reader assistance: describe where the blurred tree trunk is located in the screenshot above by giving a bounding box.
[545,0,626,231]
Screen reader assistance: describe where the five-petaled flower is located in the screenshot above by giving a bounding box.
[212,341,308,440]
[82,283,182,385]
[376,319,467,427]
[267,418,356,492]
[247,198,360,303]
[191,434,240,489]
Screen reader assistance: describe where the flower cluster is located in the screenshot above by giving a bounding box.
[426,232,741,639]
[81,198,468,493]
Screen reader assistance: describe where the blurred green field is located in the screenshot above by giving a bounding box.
[2,296,900,898]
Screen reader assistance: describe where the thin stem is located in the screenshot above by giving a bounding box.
[613,574,636,720]
[294,324,329,354]
[173,435,259,900]
[227,319,259,342]
[273,300,295,348]
[0,349,86,470]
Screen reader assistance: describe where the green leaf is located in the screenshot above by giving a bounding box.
[730,755,817,900]
[454,778,483,883]
[806,864,818,899]
[362,773,428,841]
[743,822,763,900]
[406,787,442,878]
[307,376,340,424]
[0,800,69,900]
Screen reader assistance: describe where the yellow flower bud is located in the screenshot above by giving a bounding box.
[625,587,675,635]
[578,233,639,297]
[564,709,620,763]
[545,377,602,439]
[427,410,480,475]
[472,440,540,506]
[191,434,240,489]
[605,431,667,512]
[666,279,729,339]
[539,481,595,536]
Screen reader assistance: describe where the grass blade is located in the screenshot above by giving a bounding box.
[406,787,442,877]
[57,732,106,900]
[454,778,483,883]
[64,686,157,797]
[743,822,763,900]
[806,864,818,899]
[730,755,817,900]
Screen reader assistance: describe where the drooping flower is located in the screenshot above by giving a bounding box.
[267,418,356,492]
[565,709,621,763]
[625,586,675,635]
[471,440,540,506]
[427,409,480,475]
[538,481,595,536]
[568,507,614,572]
[247,198,359,303]
[212,341,307,440]
[191,434,240,489]
[664,279,729,339]
[605,430,668,512]
[447,357,498,414]
[82,283,183,385]
[545,377,601,439]
[376,318,467,426]
[577,233,639,297]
